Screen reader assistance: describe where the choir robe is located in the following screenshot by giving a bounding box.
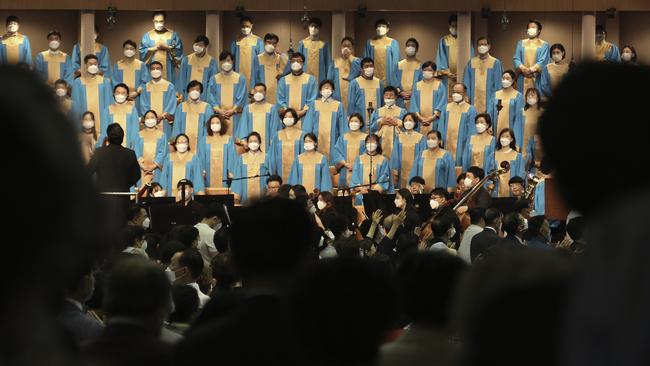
[539,62,569,98]
[596,41,621,62]
[490,149,525,198]
[140,29,183,82]
[364,37,400,84]
[297,38,331,83]
[268,126,304,183]
[436,34,474,98]
[513,38,549,93]
[0,33,32,65]
[389,59,421,109]
[370,105,406,159]
[514,106,544,166]
[206,71,248,135]
[172,100,213,149]
[100,102,140,147]
[176,53,218,101]
[71,75,112,137]
[333,130,368,188]
[463,55,503,114]
[348,76,384,125]
[327,56,361,111]
[252,52,287,103]
[230,34,264,89]
[288,151,333,193]
[461,133,495,171]
[139,79,178,137]
[160,151,205,196]
[489,88,523,135]
[276,72,318,112]
[72,42,110,75]
[437,101,477,166]
[350,153,393,205]
[532,179,545,216]
[197,133,237,189]
[409,148,456,192]
[34,50,72,85]
[390,130,426,188]
[409,77,447,135]
[236,102,281,152]
[111,58,147,103]
[79,132,98,164]
[302,99,347,166]
[231,151,270,203]
[131,126,167,187]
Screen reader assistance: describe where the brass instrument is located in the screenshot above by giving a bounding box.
[524,173,541,203]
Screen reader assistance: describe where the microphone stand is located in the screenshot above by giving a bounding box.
[366,102,374,135]
[223,173,271,194]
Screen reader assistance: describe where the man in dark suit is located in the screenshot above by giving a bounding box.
[484,212,527,258]
[470,208,502,262]
[464,166,492,209]
[87,123,140,230]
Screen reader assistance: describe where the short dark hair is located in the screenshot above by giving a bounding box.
[524,215,547,240]
[107,123,125,145]
[375,19,390,28]
[83,54,98,64]
[169,225,198,249]
[498,128,518,151]
[6,15,19,25]
[361,57,374,68]
[194,35,209,46]
[406,38,419,50]
[448,14,457,25]
[253,82,267,91]
[122,225,145,247]
[365,134,382,155]
[566,217,586,241]
[150,61,163,68]
[469,207,486,225]
[210,253,239,289]
[282,108,299,122]
[341,36,354,45]
[421,60,437,71]
[319,79,335,91]
[113,83,130,95]
[186,80,204,94]
[47,30,61,39]
[173,134,191,152]
[595,24,605,35]
[475,113,492,127]
[267,174,283,185]
[176,178,194,189]
[123,39,137,49]
[348,113,365,130]
[219,50,234,62]
[247,131,262,148]
[206,114,229,136]
[477,36,490,45]
[303,132,318,145]
[509,176,525,185]
[199,203,224,221]
[169,285,199,323]
[290,52,306,63]
[502,212,523,235]
[431,217,452,237]
[152,10,167,19]
[308,17,322,28]
[240,16,253,25]
[383,86,398,96]
[528,19,543,32]
[409,176,425,186]
[403,112,419,129]
[430,187,449,200]
[54,79,68,87]
[178,248,204,279]
[264,33,279,43]
[484,208,503,227]
[503,69,516,81]
[466,166,485,180]
[127,205,146,222]
[159,240,186,265]
[621,45,637,62]
[550,43,566,58]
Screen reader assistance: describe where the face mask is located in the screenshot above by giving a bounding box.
[376,26,388,36]
[341,47,352,56]
[309,26,319,36]
[114,94,127,104]
[366,142,377,152]
[552,53,563,63]
[527,97,538,106]
[145,118,157,128]
[242,27,252,35]
[153,190,166,197]
[82,120,94,130]
[87,65,99,75]
[210,123,221,132]
[448,227,456,238]
[55,88,67,97]
[264,44,275,54]
[189,90,201,100]
[522,218,529,231]
[429,199,439,209]
[404,121,415,130]
[527,27,538,38]
[317,200,327,210]
[304,142,315,151]
[49,40,60,50]
[464,177,474,188]
[622,52,632,62]
[384,98,396,107]
[449,27,457,36]
[150,69,162,78]
[363,67,374,78]
[141,240,148,251]
[321,89,332,98]
[500,138,511,148]
[502,79,513,88]
[476,123,487,133]
[214,222,223,231]
[394,198,403,208]
[154,22,165,31]
[452,93,464,103]
[221,62,233,72]
[93,34,98,41]
[248,142,260,151]
[253,92,265,102]
[7,24,18,33]
[164,267,175,283]
[124,49,136,58]
[176,143,189,153]
[349,121,360,131]
[283,117,295,127]
[291,62,302,72]
[142,217,151,229]
[193,44,205,54]
[427,139,438,149]
[423,70,434,80]
[478,45,489,54]
[405,46,416,57]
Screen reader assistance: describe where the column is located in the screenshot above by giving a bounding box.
[80,10,95,75]
[581,12,596,61]
[332,11,346,59]
[206,11,223,59]
[456,11,472,84]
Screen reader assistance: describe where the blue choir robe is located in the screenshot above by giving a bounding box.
[230,34,264,89]
[489,88,523,135]
[172,100,213,149]
[100,102,140,147]
[389,59,421,109]
[0,33,32,65]
[197,133,237,189]
[461,133,495,172]
[252,52,287,104]
[328,56,361,112]
[236,102,280,151]
[289,151,333,193]
[409,77,447,136]
[276,72,318,112]
[139,79,178,137]
[409,148,456,192]
[539,62,569,98]
[364,37,399,85]
[390,130,426,188]
[532,179,545,216]
[333,130,368,188]
[268,126,304,184]
[71,75,112,137]
[463,55,503,114]
[489,149,525,198]
[302,99,347,166]
[350,153,393,205]
[436,34,474,97]
[513,38,549,93]
[34,50,72,85]
[437,101,477,166]
[71,42,110,76]
[131,126,168,187]
[231,151,270,203]
[347,76,384,124]
[176,53,218,101]
[514,106,544,166]
[596,41,621,62]
[112,58,148,94]
[160,151,204,196]
[140,29,183,82]
[206,71,248,135]
[297,38,331,83]
[370,105,406,158]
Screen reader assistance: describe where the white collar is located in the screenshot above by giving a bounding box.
[65,298,83,311]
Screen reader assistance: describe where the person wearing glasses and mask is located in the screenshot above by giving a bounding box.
[140,11,183,82]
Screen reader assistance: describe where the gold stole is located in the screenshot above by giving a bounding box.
[182,101,208,149]
[444,35,458,74]
[521,107,543,162]
[149,30,174,77]
[42,51,67,83]
[242,151,266,199]
[334,56,356,110]
[298,152,325,192]
[343,131,368,183]
[206,134,230,188]
[376,106,404,158]
[146,79,171,117]
[302,38,325,81]
[170,152,194,196]
[495,149,517,197]
[286,73,310,110]
[422,149,446,191]
[596,41,612,61]
[117,59,143,91]
[2,34,25,63]
[357,77,380,124]
[188,53,213,85]
[140,128,164,186]
[522,38,543,92]
[215,71,240,111]
[314,99,340,162]
[416,79,442,136]
[249,102,273,151]
[278,127,303,182]
[398,59,421,110]
[108,103,134,147]
[444,102,469,162]
[258,53,286,104]
[495,88,517,133]
[547,63,569,91]
[369,37,394,81]
[470,56,497,114]
[470,134,493,169]
[80,75,106,136]
[360,154,386,189]
[236,35,260,86]
[397,132,424,188]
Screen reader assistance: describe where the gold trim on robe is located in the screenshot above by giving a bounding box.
[242,151,266,199]
[298,151,325,192]
[522,38,544,92]
[343,131,368,184]
[2,33,25,64]
[181,101,209,149]
[313,99,340,162]
[206,134,230,188]
[444,102,471,162]
[422,148,447,192]
[302,38,325,82]
[285,73,311,111]
[41,51,68,84]
[395,131,424,187]
[80,75,107,136]
[170,152,194,196]
[469,133,493,170]
[357,77,381,125]
[108,103,135,147]
[117,58,144,92]
[376,106,404,158]
[249,102,274,151]
[148,30,174,77]
[595,41,613,61]
[236,35,261,87]
[334,56,356,110]
[546,63,569,92]
[495,149,518,197]
[146,79,172,117]
[415,78,442,136]
[257,52,286,104]
[470,56,497,114]
[494,88,517,133]
[140,127,165,186]
[369,37,394,81]
[188,53,213,86]
[521,107,543,162]
[359,154,387,191]
[278,127,303,182]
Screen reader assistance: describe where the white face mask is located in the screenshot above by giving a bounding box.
[124,49,136,58]
[49,40,60,50]
[621,52,632,62]
[153,190,166,197]
[264,43,275,54]
[242,27,252,35]
[154,22,165,31]
[221,62,233,72]
[527,27,538,38]
[363,67,374,78]
[210,123,221,132]
[82,120,94,130]
[452,92,464,103]
[500,138,511,148]
[176,143,189,153]
[7,24,18,33]
[384,98,396,107]
[189,90,201,100]
[317,200,327,211]
[527,97,538,106]
[141,240,148,251]
[376,26,388,36]
[448,227,456,238]
[464,177,474,188]
[341,47,352,57]
[87,65,99,75]
[253,92,265,102]
[349,121,360,131]
[449,27,457,36]
[321,89,332,98]
[309,26,319,36]
[405,46,416,57]
[422,70,434,80]
[502,79,513,89]
[55,88,67,97]
[193,44,205,54]
[476,123,487,133]
[248,141,260,151]
[114,94,127,104]
[552,53,563,63]
[366,142,377,152]
[478,45,490,55]
[291,62,302,72]
[404,121,415,130]
[427,139,438,149]
[304,142,315,151]
[144,118,158,128]
[522,218,529,231]
[430,199,439,209]
[394,198,403,208]
[283,117,295,127]
[150,69,162,79]
[93,34,98,41]
[164,267,176,283]
[142,217,151,229]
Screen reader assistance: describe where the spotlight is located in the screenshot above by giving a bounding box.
[301,6,310,29]
[106,6,117,28]
[500,11,510,31]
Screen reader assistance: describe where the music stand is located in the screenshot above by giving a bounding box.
[413,193,433,222]
[362,191,396,218]
[149,205,197,234]
[490,197,518,215]
[194,194,235,208]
